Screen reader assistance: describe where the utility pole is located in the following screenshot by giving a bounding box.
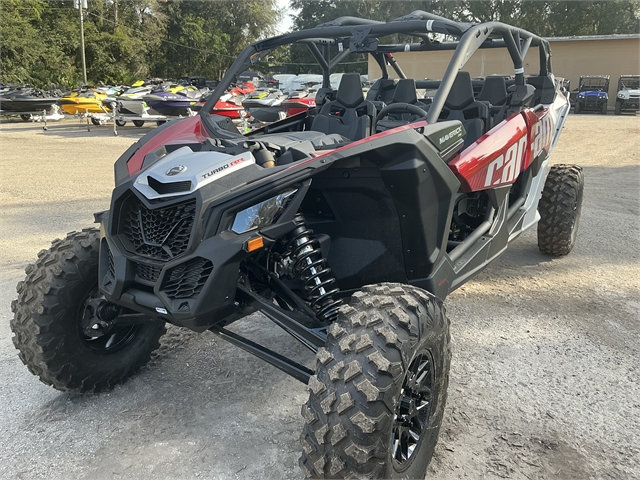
[75,0,88,84]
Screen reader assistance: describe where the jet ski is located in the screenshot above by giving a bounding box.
[194,82,255,119]
[0,86,60,115]
[281,80,321,117]
[142,84,207,117]
[241,88,286,123]
[57,86,110,115]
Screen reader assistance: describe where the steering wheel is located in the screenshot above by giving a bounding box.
[373,102,429,132]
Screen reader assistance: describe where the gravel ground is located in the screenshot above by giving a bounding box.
[0,114,638,479]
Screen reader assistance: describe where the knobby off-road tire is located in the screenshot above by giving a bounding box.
[537,164,585,256]
[299,283,451,479]
[11,228,166,393]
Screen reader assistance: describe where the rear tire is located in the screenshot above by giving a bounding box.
[20,114,31,121]
[615,102,622,115]
[11,228,166,393]
[537,164,584,256]
[133,120,145,127]
[91,117,101,126]
[299,283,451,479]
[115,119,126,127]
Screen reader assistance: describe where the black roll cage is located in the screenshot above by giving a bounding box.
[202,10,552,126]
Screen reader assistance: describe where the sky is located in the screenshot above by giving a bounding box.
[276,0,294,34]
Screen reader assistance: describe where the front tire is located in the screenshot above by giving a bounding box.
[615,102,622,115]
[11,228,166,393]
[537,164,584,256]
[601,102,607,115]
[574,101,581,114]
[299,283,451,479]
[133,120,145,127]
[115,119,127,127]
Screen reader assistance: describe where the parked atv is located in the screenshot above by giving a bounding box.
[12,11,583,479]
[574,75,609,114]
[614,74,640,115]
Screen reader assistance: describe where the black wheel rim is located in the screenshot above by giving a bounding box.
[391,351,435,470]
[78,286,139,355]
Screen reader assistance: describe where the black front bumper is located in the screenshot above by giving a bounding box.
[97,190,254,332]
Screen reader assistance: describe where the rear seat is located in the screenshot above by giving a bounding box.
[478,76,509,124]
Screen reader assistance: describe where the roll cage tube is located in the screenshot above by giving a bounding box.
[200,12,552,128]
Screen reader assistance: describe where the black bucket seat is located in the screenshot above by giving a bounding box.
[439,71,490,147]
[311,73,375,141]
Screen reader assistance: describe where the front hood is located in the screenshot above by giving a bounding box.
[618,89,640,99]
[578,90,607,98]
[133,146,255,200]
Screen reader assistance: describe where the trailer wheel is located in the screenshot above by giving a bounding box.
[10,228,166,393]
[299,283,451,479]
[133,120,145,127]
[20,114,31,122]
[156,120,166,126]
[615,102,622,115]
[115,119,127,127]
[537,164,584,256]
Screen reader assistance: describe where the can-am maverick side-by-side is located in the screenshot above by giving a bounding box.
[12,11,582,479]
[615,74,640,115]
[574,74,609,114]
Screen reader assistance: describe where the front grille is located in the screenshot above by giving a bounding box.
[135,262,163,283]
[161,258,213,299]
[122,196,196,261]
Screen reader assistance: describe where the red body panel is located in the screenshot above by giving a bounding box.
[448,108,553,193]
[126,116,210,175]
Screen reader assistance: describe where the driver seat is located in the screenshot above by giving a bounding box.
[439,71,490,147]
[390,79,429,120]
[311,74,375,141]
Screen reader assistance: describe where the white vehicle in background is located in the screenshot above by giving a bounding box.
[615,75,640,115]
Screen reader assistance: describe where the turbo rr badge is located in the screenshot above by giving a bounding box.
[166,165,187,176]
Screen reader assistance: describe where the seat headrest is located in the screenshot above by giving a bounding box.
[392,79,418,104]
[478,76,508,106]
[366,78,397,102]
[336,73,364,108]
[445,71,475,110]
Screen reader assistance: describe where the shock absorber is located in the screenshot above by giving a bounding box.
[286,214,342,323]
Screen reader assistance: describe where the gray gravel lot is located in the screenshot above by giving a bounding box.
[1,115,639,479]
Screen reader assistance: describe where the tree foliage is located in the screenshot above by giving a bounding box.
[1,0,279,88]
[1,0,638,87]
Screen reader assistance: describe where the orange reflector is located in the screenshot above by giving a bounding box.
[246,236,264,252]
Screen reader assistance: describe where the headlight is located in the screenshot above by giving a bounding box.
[232,190,297,234]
